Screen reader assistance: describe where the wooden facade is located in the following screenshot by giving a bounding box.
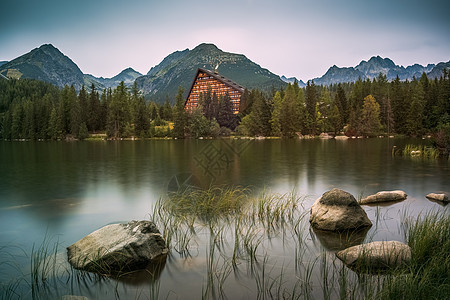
[185,68,244,114]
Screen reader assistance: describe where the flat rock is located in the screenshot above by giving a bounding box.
[67,220,168,274]
[336,241,411,273]
[310,189,372,232]
[426,193,449,203]
[360,190,407,205]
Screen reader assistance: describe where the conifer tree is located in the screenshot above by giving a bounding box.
[172,86,187,138]
[217,93,235,129]
[270,91,282,136]
[280,84,300,137]
[305,81,318,134]
[360,95,381,137]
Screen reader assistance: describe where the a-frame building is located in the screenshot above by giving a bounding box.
[185,68,244,114]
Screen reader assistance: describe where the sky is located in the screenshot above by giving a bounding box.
[1,0,449,81]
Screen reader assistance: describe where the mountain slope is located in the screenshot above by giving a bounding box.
[135,43,287,103]
[0,44,88,90]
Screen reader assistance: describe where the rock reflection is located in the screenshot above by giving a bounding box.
[111,258,166,285]
[311,227,370,251]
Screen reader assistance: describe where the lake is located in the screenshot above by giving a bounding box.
[0,138,448,299]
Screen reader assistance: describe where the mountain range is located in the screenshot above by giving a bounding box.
[311,56,448,86]
[1,44,448,103]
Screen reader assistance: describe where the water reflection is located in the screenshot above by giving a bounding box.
[0,139,449,299]
[311,227,370,251]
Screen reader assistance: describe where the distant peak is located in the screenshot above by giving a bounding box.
[367,56,395,65]
[193,43,220,51]
[39,44,58,51]
[122,67,136,72]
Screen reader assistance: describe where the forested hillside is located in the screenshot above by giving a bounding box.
[0,71,449,144]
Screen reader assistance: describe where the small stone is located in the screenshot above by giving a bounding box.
[426,193,449,203]
[360,190,407,205]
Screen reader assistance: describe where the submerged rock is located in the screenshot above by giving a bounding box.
[426,193,449,203]
[360,190,407,205]
[310,189,372,232]
[67,220,168,274]
[336,241,411,273]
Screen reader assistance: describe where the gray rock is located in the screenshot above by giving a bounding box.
[426,193,449,203]
[360,190,407,205]
[67,220,168,274]
[336,241,411,273]
[309,189,372,231]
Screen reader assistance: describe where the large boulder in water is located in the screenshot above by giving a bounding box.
[360,190,407,205]
[336,241,411,273]
[67,220,168,274]
[310,189,372,231]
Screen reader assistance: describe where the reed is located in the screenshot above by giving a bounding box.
[400,144,440,159]
[377,211,450,299]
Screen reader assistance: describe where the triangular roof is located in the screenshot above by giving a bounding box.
[186,68,245,101]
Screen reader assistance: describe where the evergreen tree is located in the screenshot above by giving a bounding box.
[189,107,211,138]
[172,86,187,138]
[305,81,318,134]
[270,91,282,136]
[162,98,173,121]
[328,103,342,135]
[360,95,381,137]
[48,106,62,140]
[406,80,425,136]
[280,84,301,137]
[106,82,130,138]
[239,88,252,116]
[78,85,88,126]
[217,93,236,129]
[391,76,409,134]
[88,84,100,132]
[335,84,348,124]
[318,87,332,132]
[135,94,150,138]
[239,90,271,136]
[78,122,89,140]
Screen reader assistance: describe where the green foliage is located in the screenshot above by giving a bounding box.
[238,90,271,136]
[360,95,382,137]
[188,107,211,138]
[216,93,236,129]
[172,86,187,139]
[78,122,89,140]
[305,81,318,134]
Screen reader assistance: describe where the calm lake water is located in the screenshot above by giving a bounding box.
[0,138,448,299]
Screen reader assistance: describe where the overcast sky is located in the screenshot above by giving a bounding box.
[1,0,449,81]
